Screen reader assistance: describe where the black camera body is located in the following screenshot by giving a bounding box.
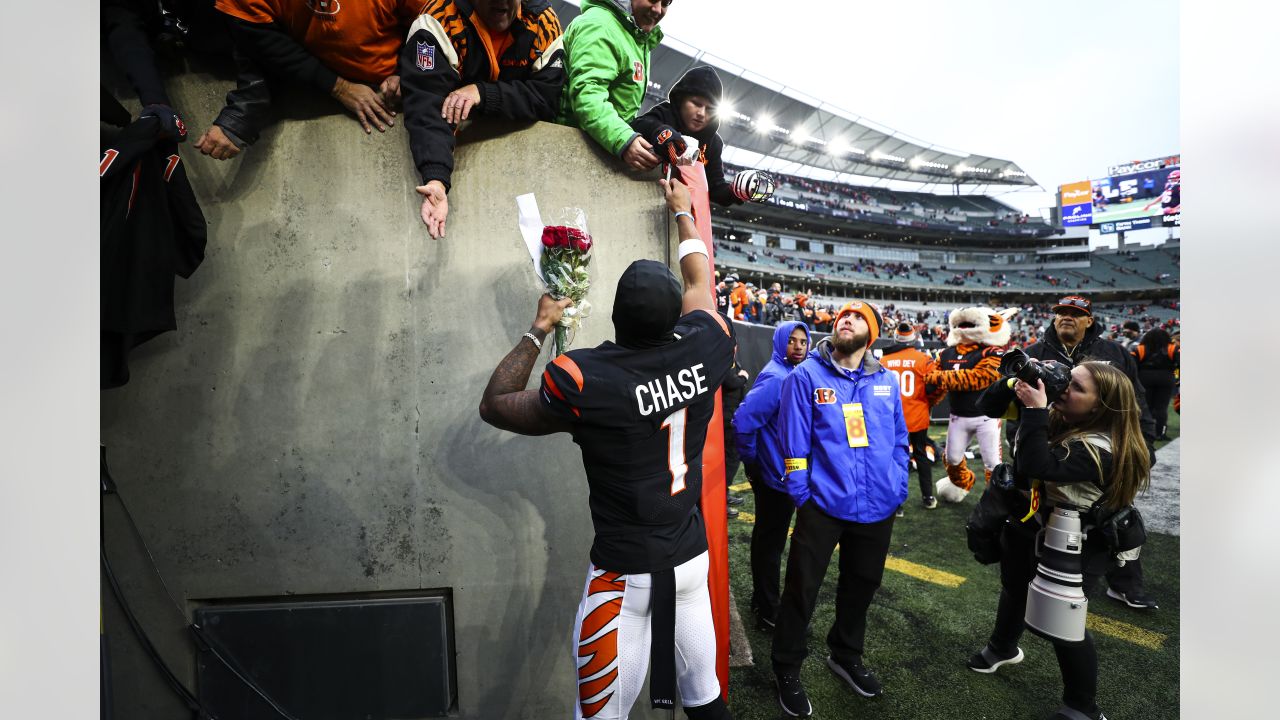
[999,348,1072,402]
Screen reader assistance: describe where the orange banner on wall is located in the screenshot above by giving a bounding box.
[678,162,730,699]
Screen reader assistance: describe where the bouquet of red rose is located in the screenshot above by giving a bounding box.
[539,211,594,356]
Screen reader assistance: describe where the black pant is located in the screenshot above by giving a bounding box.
[909,428,936,500]
[748,479,796,619]
[771,502,895,673]
[988,520,1102,715]
[722,386,744,488]
[1139,371,1175,437]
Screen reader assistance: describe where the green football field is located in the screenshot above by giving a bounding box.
[724,410,1180,720]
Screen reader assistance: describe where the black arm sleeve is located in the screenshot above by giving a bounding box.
[225,16,338,95]
[399,27,463,189]
[976,376,1018,419]
[1012,408,1112,487]
[703,135,741,207]
[102,1,171,107]
[630,107,666,142]
[213,43,272,145]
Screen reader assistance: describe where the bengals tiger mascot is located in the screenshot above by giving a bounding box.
[925,306,1017,503]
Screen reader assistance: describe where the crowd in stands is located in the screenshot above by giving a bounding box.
[713,237,1180,293]
[722,162,1044,230]
[715,272,1181,352]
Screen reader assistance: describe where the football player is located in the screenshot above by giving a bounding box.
[479,177,734,720]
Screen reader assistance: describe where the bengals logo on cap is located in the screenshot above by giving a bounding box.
[814,388,836,405]
[656,128,672,144]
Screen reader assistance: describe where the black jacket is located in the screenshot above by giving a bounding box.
[401,0,566,189]
[102,0,172,107]
[1024,321,1157,442]
[631,66,738,207]
[101,116,208,389]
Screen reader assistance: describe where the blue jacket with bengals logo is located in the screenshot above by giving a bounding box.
[778,338,910,522]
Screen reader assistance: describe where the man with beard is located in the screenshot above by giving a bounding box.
[478,177,735,719]
[1021,294,1160,611]
[770,302,909,716]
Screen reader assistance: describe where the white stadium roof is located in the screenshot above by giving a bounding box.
[552,1,1039,189]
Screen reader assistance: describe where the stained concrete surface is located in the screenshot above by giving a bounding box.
[102,70,685,719]
[1140,438,1181,536]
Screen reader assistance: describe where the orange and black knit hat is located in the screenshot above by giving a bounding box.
[834,301,883,345]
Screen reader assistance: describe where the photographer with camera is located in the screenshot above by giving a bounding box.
[1018,295,1160,610]
[966,360,1150,720]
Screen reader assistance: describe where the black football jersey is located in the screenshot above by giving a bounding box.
[937,345,1003,417]
[540,309,734,573]
[101,115,207,388]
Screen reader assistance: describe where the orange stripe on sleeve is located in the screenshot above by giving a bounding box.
[552,354,585,391]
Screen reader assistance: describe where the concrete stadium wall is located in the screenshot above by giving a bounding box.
[102,72,680,720]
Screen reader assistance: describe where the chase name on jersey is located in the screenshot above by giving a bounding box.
[635,363,709,416]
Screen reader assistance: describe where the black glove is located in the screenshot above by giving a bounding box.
[649,124,687,165]
[140,104,188,143]
[989,463,1018,491]
[1147,437,1158,468]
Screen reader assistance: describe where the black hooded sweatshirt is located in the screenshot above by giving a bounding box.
[631,66,739,207]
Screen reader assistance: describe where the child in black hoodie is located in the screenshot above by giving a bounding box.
[632,65,774,207]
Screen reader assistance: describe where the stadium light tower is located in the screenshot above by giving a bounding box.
[755,116,772,134]
[719,100,734,118]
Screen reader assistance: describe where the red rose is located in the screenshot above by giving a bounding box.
[573,233,593,253]
[541,227,557,248]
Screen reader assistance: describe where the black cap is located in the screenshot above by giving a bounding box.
[1123,320,1141,332]
[613,260,682,349]
[670,66,723,106]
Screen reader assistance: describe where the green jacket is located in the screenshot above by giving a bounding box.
[556,0,663,157]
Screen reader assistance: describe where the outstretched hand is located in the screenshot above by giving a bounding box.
[659,177,692,214]
[416,181,449,238]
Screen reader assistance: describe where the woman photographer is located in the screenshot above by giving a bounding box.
[967,361,1150,720]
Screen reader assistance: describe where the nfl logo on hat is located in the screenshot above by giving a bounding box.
[416,41,435,71]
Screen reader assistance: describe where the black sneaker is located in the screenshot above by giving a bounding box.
[1106,588,1159,610]
[727,506,740,519]
[895,505,905,518]
[922,496,938,509]
[1048,705,1108,720]
[966,645,1024,673]
[775,672,813,717]
[755,611,776,633]
[825,655,883,697]
[727,494,746,506]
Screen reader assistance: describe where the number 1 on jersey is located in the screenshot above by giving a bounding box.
[660,408,689,496]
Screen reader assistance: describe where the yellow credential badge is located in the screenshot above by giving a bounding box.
[1020,480,1041,523]
[784,458,808,474]
[843,403,870,448]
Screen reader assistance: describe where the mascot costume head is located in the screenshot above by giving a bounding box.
[935,306,1018,504]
